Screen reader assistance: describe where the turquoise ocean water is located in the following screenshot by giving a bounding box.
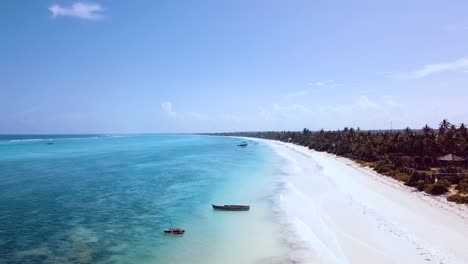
[0,135,287,263]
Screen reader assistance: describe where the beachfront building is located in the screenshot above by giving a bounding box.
[437,154,466,166]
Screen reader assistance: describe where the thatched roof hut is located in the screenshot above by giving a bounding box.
[437,154,465,162]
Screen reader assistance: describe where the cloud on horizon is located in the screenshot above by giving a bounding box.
[397,57,468,79]
[312,80,335,87]
[161,101,176,117]
[49,2,105,21]
[284,89,309,100]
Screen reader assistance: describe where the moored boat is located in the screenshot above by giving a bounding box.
[212,204,250,211]
[164,228,185,234]
[237,142,248,147]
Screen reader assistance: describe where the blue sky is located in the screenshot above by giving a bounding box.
[2,0,468,133]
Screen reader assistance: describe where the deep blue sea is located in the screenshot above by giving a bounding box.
[0,135,287,264]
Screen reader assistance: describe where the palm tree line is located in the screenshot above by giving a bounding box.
[211,119,468,204]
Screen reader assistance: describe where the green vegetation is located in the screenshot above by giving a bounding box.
[456,177,468,193]
[354,160,375,168]
[447,194,468,204]
[405,171,430,187]
[424,181,449,195]
[212,119,468,204]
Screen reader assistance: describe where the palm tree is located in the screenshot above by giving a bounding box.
[440,119,452,131]
[421,125,435,155]
[455,123,468,155]
[422,124,433,135]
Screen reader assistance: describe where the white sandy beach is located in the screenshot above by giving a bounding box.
[257,138,468,264]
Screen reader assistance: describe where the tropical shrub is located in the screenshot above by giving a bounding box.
[393,172,410,182]
[416,180,427,192]
[374,158,395,174]
[437,179,452,188]
[424,182,449,195]
[405,171,421,187]
[440,175,460,185]
[447,194,468,204]
[456,177,468,193]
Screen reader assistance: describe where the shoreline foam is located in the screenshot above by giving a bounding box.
[245,137,468,264]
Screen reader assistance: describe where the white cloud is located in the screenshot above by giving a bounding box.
[160,102,205,120]
[49,2,105,21]
[156,95,410,132]
[222,113,245,122]
[382,95,401,108]
[272,103,314,118]
[257,106,272,120]
[310,80,335,87]
[187,112,205,119]
[284,80,341,100]
[161,101,176,117]
[306,80,343,92]
[157,101,214,132]
[326,95,402,115]
[285,89,309,99]
[356,96,379,109]
[314,95,407,129]
[397,57,468,79]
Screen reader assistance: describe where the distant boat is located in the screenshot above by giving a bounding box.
[212,204,250,211]
[46,142,54,145]
[164,228,185,234]
[237,142,248,147]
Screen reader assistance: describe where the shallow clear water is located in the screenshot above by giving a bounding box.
[0,135,286,263]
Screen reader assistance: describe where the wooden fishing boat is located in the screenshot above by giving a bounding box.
[164,228,185,234]
[237,142,248,147]
[212,204,250,211]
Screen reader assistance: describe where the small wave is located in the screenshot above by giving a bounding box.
[104,135,127,138]
[9,139,48,143]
